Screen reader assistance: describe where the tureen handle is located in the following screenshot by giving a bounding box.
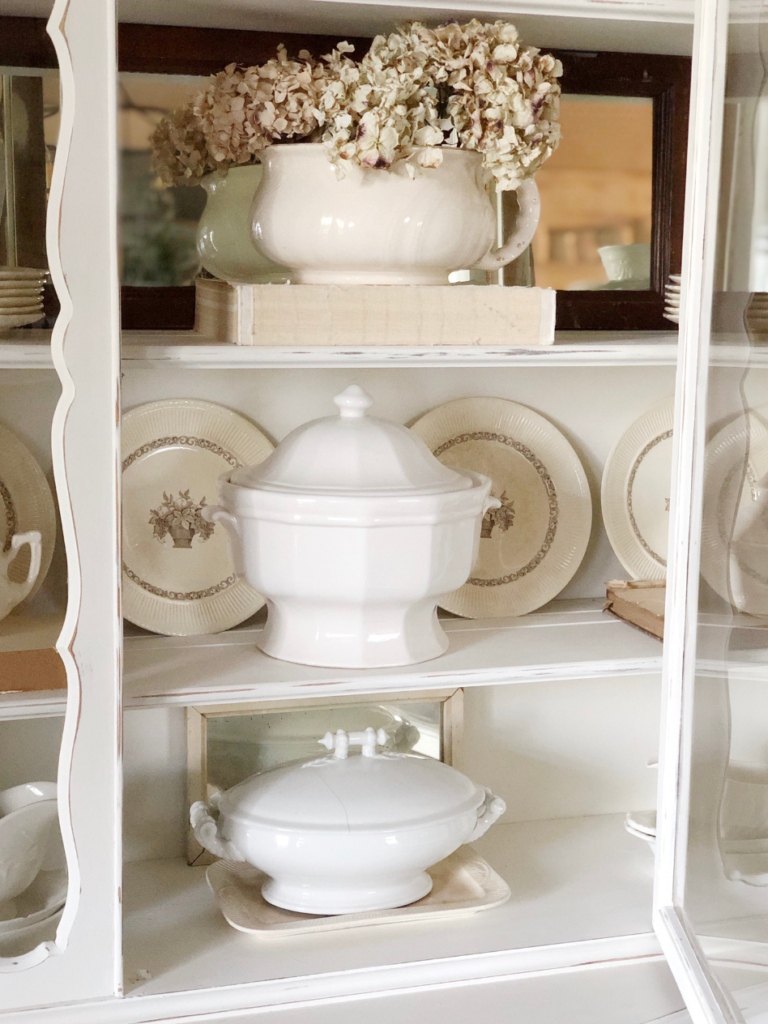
[319,727,388,759]
[190,800,246,862]
[469,787,506,842]
[201,506,245,577]
[470,179,540,272]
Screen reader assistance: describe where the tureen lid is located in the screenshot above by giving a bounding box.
[228,385,472,496]
[219,727,485,832]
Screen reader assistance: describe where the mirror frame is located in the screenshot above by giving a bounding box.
[0,20,690,333]
[539,50,691,331]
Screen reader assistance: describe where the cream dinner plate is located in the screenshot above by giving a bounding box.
[121,399,273,635]
[700,408,768,614]
[0,420,56,597]
[601,398,674,580]
[410,397,591,618]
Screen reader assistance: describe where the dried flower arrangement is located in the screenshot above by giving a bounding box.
[152,21,561,192]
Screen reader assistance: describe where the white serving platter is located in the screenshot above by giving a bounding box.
[206,845,510,937]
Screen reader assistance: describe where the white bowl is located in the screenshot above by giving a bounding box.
[0,784,59,906]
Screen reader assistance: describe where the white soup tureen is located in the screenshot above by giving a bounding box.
[205,385,497,668]
[191,726,505,915]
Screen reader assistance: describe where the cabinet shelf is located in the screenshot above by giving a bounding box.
[121,331,684,368]
[3,330,766,369]
[122,813,658,1006]
[122,599,663,710]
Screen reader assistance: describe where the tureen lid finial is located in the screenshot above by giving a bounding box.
[334,385,373,419]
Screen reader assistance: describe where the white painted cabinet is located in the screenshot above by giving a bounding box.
[0,0,765,1020]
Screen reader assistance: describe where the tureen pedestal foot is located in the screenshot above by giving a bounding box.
[258,598,450,668]
[261,870,434,915]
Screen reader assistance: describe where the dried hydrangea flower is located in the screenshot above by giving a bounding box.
[321,20,561,189]
[192,47,333,167]
[150,105,217,186]
[151,23,560,191]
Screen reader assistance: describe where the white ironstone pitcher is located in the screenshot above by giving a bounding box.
[250,143,540,286]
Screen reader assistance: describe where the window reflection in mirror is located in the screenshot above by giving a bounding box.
[532,95,654,292]
[205,700,444,795]
[118,73,207,286]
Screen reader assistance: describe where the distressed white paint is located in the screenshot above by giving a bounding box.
[0,0,750,1020]
[0,0,122,1009]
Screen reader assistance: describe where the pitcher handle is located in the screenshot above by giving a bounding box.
[6,531,42,601]
[202,506,245,577]
[471,179,540,272]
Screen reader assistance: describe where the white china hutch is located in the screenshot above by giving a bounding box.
[0,0,766,1020]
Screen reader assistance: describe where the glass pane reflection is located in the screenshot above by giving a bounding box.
[205,700,444,795]
[118,73,207,286]
[533,95,653,291]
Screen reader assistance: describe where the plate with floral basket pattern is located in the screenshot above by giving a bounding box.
[601,398,674,581]
[121,399,273,635]
[0,420,56,600]
[410,397,591,618]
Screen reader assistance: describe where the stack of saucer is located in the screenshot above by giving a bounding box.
[0,267,47,330]
[746,292,768,340]
[663,274,681,324]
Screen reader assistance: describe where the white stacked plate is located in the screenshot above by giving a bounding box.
[0,268,48,330]
[664,273,681,324]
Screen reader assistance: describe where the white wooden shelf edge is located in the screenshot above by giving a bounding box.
[121,331,682,368]
[6,331,768,368]
[123,599,664,709]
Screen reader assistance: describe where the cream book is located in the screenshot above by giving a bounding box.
[604,579,665,641]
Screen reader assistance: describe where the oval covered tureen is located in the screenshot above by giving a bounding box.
[205,385,497,668]
[191,726,506,914]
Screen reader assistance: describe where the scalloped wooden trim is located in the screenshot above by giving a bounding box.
[45,0,81,962]
[0,0,80,975]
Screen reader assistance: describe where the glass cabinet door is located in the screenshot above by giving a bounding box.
[656,0,768,1019]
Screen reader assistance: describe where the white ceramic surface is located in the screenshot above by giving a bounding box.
[0,298,43,309]
[121,399,273,635]
[250,144,540,285]
[601,398,675,580]
[191,726,505,914]
[208,385,495,667]
[0,421,56,601]
[700,409,768,613]
[0,793,58,906]
[0,531,41,621]
[410,397,592,618]
[0,267,47,280]
[206,846,511,936]
[0,312,45,330]
[598,243,651,284]
[197,166,290,284]
[0,867,66,938]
